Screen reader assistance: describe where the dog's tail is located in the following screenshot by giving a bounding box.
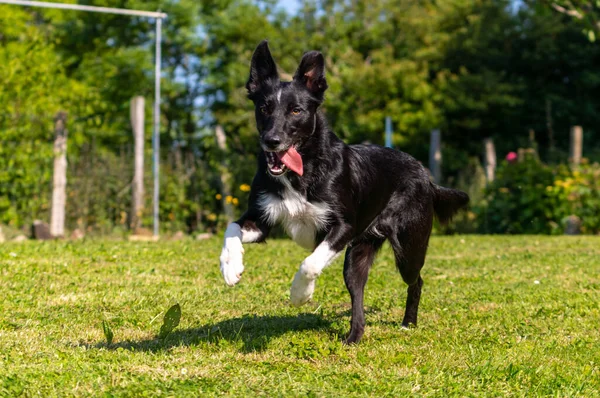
[431,183,470,225]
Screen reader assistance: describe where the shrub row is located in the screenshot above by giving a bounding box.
[476,155,600,234]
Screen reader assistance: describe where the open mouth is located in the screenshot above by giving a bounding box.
[265,151,288,176]
[264,147,303,176]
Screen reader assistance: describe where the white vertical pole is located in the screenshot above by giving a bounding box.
[153,17,162,237]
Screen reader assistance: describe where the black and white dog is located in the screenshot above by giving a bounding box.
[219,41,469,344]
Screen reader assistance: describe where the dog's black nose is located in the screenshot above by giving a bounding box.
[263,135,281,150]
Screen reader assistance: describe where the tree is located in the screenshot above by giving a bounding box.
[530,0,600,41]
[0,7,89,226]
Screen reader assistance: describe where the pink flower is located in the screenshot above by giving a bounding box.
[506,152,518,163]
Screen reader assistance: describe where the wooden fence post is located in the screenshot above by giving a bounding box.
[569,126,583,166]
[429,129,442,183]
[50,112,68,238]
[528,129,535,145]
[130,96,145,230]
[215,125,235,223]
[483,138,496,183]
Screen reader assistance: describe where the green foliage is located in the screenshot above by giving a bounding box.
[538,0,600,41]
[158,303,182,339]
[0,1,207,232]
[547,161,600,234]
[479,153,555,234]
[1,0,600,234]
[0,8,77,226]
[478,154,600,234]
[102,320,114,346]
[439,157,487,234]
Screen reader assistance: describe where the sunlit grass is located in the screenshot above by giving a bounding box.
[1,236,599,396]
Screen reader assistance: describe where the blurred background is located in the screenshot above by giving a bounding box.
[0,0,599,239]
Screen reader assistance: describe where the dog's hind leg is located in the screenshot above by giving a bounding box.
[389,227,431,329]
[343,238,385,344]
[402,275,424,328]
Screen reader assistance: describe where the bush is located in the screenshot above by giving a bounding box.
[477,153,554,234]
[437,157,486,234]
[546,161,600,234]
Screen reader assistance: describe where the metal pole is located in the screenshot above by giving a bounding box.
[385,116,392,148]
[0,0,166,18]
[153,18,162,237]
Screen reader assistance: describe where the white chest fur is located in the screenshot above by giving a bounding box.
[258,178,330,250]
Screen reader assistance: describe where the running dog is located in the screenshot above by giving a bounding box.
[219,41,469,344]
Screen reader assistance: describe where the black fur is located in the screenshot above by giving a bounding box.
[234,41,469,344]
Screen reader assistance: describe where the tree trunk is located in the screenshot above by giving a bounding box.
[50,112,68,238]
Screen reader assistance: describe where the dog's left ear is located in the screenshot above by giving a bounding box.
[294,51,328,99]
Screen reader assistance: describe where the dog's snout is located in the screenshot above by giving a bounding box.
[262,134,282,150]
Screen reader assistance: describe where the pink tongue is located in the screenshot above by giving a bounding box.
[277,147,303,176]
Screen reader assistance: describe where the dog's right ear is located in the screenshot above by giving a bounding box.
[246,40,279,98]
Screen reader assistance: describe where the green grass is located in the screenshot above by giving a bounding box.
[1,236,599,396]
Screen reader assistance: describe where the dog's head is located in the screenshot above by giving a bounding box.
[246,40,328,177]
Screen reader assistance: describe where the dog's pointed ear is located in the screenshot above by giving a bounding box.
[294,51,328,98]
[246,40,279,97]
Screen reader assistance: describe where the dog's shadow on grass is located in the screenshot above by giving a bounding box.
[95,313,332,353]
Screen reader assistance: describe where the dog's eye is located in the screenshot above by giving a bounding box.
[260,105,269,115]
[291,108,302,115]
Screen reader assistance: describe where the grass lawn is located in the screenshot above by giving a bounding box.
[1,236,599,396]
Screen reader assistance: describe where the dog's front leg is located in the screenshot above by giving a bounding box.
[220,213,270,286]
[290,224,352,306]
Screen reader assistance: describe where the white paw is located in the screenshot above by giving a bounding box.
[290,270,316,307]
[220,224,245,286]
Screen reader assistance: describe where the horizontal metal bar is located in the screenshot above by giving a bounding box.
[0,0,167,18]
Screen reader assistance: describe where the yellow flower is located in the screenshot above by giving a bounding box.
[215,194,222,200]
[240,184,251,192]
[207,213,217,221]
[499,187,509,193]
[232,198,239,206]
[225,195,233,204]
